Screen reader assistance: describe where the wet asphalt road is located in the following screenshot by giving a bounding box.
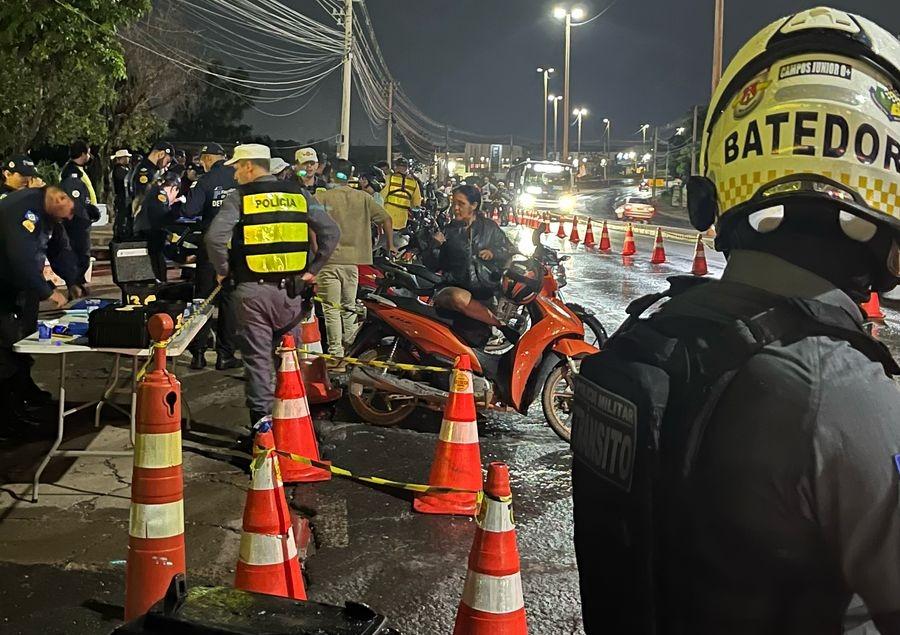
[1,212,898,634]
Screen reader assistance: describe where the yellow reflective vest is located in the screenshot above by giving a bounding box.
[381,173,422,229]
[232,180,309,282]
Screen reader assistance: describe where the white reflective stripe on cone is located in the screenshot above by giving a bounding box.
[239,528,298,565]
[438,419,479,444]
[461,571,525,614]
[273,397,310,420]
[133,431,183,469]
[280,352,299,372]
[249,456,281,491]
[129,500,184,539]
[477,499,515,533]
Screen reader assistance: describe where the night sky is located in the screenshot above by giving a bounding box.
[243,1,900,146]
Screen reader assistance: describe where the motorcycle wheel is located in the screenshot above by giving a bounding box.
[347,344,418,427]
[565,303,608,349]
[541,361,578,442]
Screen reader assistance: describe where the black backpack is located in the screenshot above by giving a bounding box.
[571,276,898,635]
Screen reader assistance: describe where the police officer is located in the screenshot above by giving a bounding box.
[205,144,339,430]
[0,186,73,436]
[381,156,422,236]
[571,8,900,634]
[2,155,44,197]
[182,142,241,370]
[129,141,175,215]
[60,140,100,282]
[110,149,132,240]
[134,172,181,281]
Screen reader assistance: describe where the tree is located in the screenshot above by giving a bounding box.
[0,0,150,157]
[668,105,709,180]
[168,64,257,142]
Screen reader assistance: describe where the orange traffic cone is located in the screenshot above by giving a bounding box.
[556,217,566,239]
[298,307,341,404]
[125,315,186,621]
[453,462,527,634]
[691,234,709,276]
[569,215,580,243]
[582,218,596,249]
[414,355,482,516]
[650,228,666,264]
[235,419,306,600]
[543,213,551,235]
[598,220,611,252]
[273,335,331,483]
[621,223,636,256]
[861,292,886,321]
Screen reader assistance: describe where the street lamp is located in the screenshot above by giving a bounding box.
[639,123,650,150]
[572,107,588,154]
[536,67,555,159]
[549,94,563,158]
[553,5,585,162]
[602,118,611,182]
[676,126,686,135]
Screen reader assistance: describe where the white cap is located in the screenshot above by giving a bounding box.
[269,157,290,175]
[110,149,132,160]
[294,147,318,164]
[225,143,271,166]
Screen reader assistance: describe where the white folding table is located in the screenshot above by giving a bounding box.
[15,310,210,501]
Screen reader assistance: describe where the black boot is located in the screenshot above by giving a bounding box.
[499,325,521,345]
[190,351,207,370]
[215,355,243,371]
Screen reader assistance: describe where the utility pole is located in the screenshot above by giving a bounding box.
[651,127,659,198]
[690,104,699,175]
[562,11,572,162]
[386,81,393,166]
[337,0,354,159]
[444,124,450,180]
[711,0,724,94]
[537,68,553,159]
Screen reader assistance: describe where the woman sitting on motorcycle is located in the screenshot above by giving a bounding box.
[431,185,520,343]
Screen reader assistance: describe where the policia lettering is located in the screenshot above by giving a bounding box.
[232,181,310,281]
[571,379,636,491]
[724,110,900,174]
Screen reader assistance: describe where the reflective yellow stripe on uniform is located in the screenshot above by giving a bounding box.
[243,222,309,245]
[133,431,182,469]
[461,571,525,613]
[246,252,308,274]
[242,192,307,214]
[129,500,184,539]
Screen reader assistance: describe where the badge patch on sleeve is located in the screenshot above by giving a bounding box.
[25,211,37,222]
[139,175,149,184]
[157,193,167,203]
[22,220,35,233]
[72,190,80,198]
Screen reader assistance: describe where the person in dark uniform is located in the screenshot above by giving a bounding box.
[134,172,181,282]
[110,149,132,240]
[128,140,175,217]
[181,142,241,370]
[0,187,73,436]
[571,8,900,635]
[2,155,45,196]
[59,140,100,283]
[205,143,340,430]
[169,149,187,179]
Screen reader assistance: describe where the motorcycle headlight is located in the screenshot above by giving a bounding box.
[558,195,576,212]
[525,185,543,195]
[519,193,536,207]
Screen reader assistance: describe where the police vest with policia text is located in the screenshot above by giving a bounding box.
[231,180,310,283]
[384,174,417,210]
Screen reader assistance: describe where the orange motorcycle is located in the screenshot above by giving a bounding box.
[346,233,601,441]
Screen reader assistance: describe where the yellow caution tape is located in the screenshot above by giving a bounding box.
[294,346,451,374]
[253,445,483,501]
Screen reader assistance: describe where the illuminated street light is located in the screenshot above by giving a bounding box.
[572,107,588,154]
[553,6,567,19]
[676,126,686,135]
[549,94,563,158]
[571,6,585,20]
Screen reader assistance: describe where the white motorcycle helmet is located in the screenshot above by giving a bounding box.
[688,7,900,288]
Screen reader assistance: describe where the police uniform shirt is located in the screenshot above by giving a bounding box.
[134,185,172,234]
[182,159,236,228]
[112,164,130,201]
[59,160,96,222]
[0,189,58,301]
[130,157,158,200]
[694,249,900,623]
[204,175,341,279]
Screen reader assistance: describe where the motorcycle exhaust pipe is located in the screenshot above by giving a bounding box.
[348,366,449,407]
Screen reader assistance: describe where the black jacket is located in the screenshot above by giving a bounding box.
[433,214,512,292]
[134,185,173,235]
[181,159,236,229]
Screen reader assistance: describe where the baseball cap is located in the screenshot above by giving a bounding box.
[110,149,132,160]
[294,147,318,164]
[4,155,38,177]
[393,156,409,167]
[199,142,226,157]
[151,141,175,156]
[269,157,290,175]
[225,143,271,166]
